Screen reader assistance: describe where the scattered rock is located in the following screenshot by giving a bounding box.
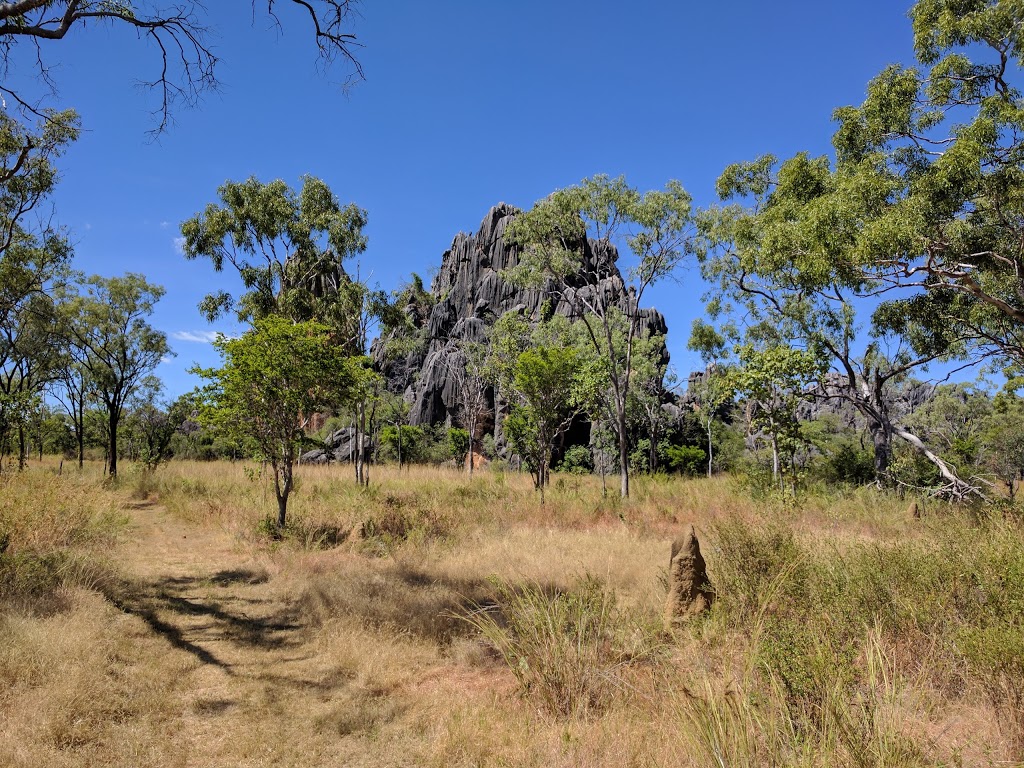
[664,526,713,630]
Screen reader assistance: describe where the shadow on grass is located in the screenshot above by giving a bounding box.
[297,561,563,647]
[102,566,302,673]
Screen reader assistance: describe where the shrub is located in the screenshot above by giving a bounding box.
[463,574,659,718]
[556,444,592,475]
[663,444,707,476]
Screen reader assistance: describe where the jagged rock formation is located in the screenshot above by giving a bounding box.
[375,204,670,438]
[796,373,931,427]
[300,427,362,464]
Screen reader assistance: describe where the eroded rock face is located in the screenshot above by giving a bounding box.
[664,526,714,629]
[375,204,670,435]
[300,427,363,464]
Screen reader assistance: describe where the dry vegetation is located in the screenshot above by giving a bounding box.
[0,459,1021,766]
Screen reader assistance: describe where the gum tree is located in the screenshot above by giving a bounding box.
[196,316,361,529]
[180,175,368,331]
[505,174,693,498]
[57,273,170,477]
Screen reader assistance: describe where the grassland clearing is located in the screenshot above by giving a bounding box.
[0,459,1019,766]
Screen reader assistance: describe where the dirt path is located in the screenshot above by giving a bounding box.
[110,501,359,767]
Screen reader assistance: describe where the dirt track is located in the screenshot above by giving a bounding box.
[111,501,387,767]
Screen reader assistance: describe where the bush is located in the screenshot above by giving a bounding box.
[663,444,707,476]
[556,444,592,475]
[818,442,875,486]
[463,574,659,718]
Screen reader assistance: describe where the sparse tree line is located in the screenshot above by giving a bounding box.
[4,0,1024,524]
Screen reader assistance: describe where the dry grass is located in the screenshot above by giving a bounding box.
[0,458,1019,766]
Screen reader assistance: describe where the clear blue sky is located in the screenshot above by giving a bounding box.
[13,0,917,396]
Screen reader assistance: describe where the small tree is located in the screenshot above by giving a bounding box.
[195,317,359,530]
[505,174,693,498]
[450,339,492,475]
[503,345,595,503]
[982,390,1024,501]
[689,367,733,478]
[126,377,189,471]
[730,342,824,495]
[57,274,170,478]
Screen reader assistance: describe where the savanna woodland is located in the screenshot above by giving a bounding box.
[2,2,1024,766]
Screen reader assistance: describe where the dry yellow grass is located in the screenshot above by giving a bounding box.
[0,458,1018,766]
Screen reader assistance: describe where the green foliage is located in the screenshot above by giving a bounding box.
[502,342,596,496]
[662,443,707,475]
[981,390,1024,498]
[180,176,368,334]
[504,174,693,498]
[194,316,361,527]
[556,444,593,475]
[56,273,171,477]
[377,424,426,464]
[446,427,470,465]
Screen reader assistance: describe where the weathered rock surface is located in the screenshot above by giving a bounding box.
[375,204,670,435]
[664,526,714,629]
[300,427,367,464]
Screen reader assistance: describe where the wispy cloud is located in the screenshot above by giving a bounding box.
[160,221,170,229]
[171,330,222,344]
[159,355,174,365]
[173,236,186,255]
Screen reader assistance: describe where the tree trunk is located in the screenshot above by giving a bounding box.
[354,406,365,485]
[77,410,84,469]
[707,421,713,478]
[108,408,119,478]
[17,426,26,471]
[648,422,658,474]
[869,417,893,486]
[617,408,630,498]
[770,429,780,487]
[274,459,292,531]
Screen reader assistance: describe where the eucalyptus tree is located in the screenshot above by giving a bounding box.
[0,288,61,469]
[57,273,170,477]
[503,344,596,503]
[48,355,92,469]
[449,339,491,476]
[686,364,734,479]
[0,108,78,280]
[693,151,981,498]
[821,0,1024,376]
[504,174,693,498]
[982,390,1024,500]
[627,330,674,474]
[195,317,360,529]
[180,175,368,330]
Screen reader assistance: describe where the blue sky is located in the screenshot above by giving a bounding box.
[12,0,917,396]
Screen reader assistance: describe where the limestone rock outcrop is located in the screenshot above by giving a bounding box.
[375,204,670,437]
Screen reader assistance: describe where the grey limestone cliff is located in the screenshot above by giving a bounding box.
[374,203,670,436]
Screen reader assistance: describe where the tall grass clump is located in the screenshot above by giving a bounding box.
[0,470,123,611]
[463,574,660,718]
[705,510,1024,761]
